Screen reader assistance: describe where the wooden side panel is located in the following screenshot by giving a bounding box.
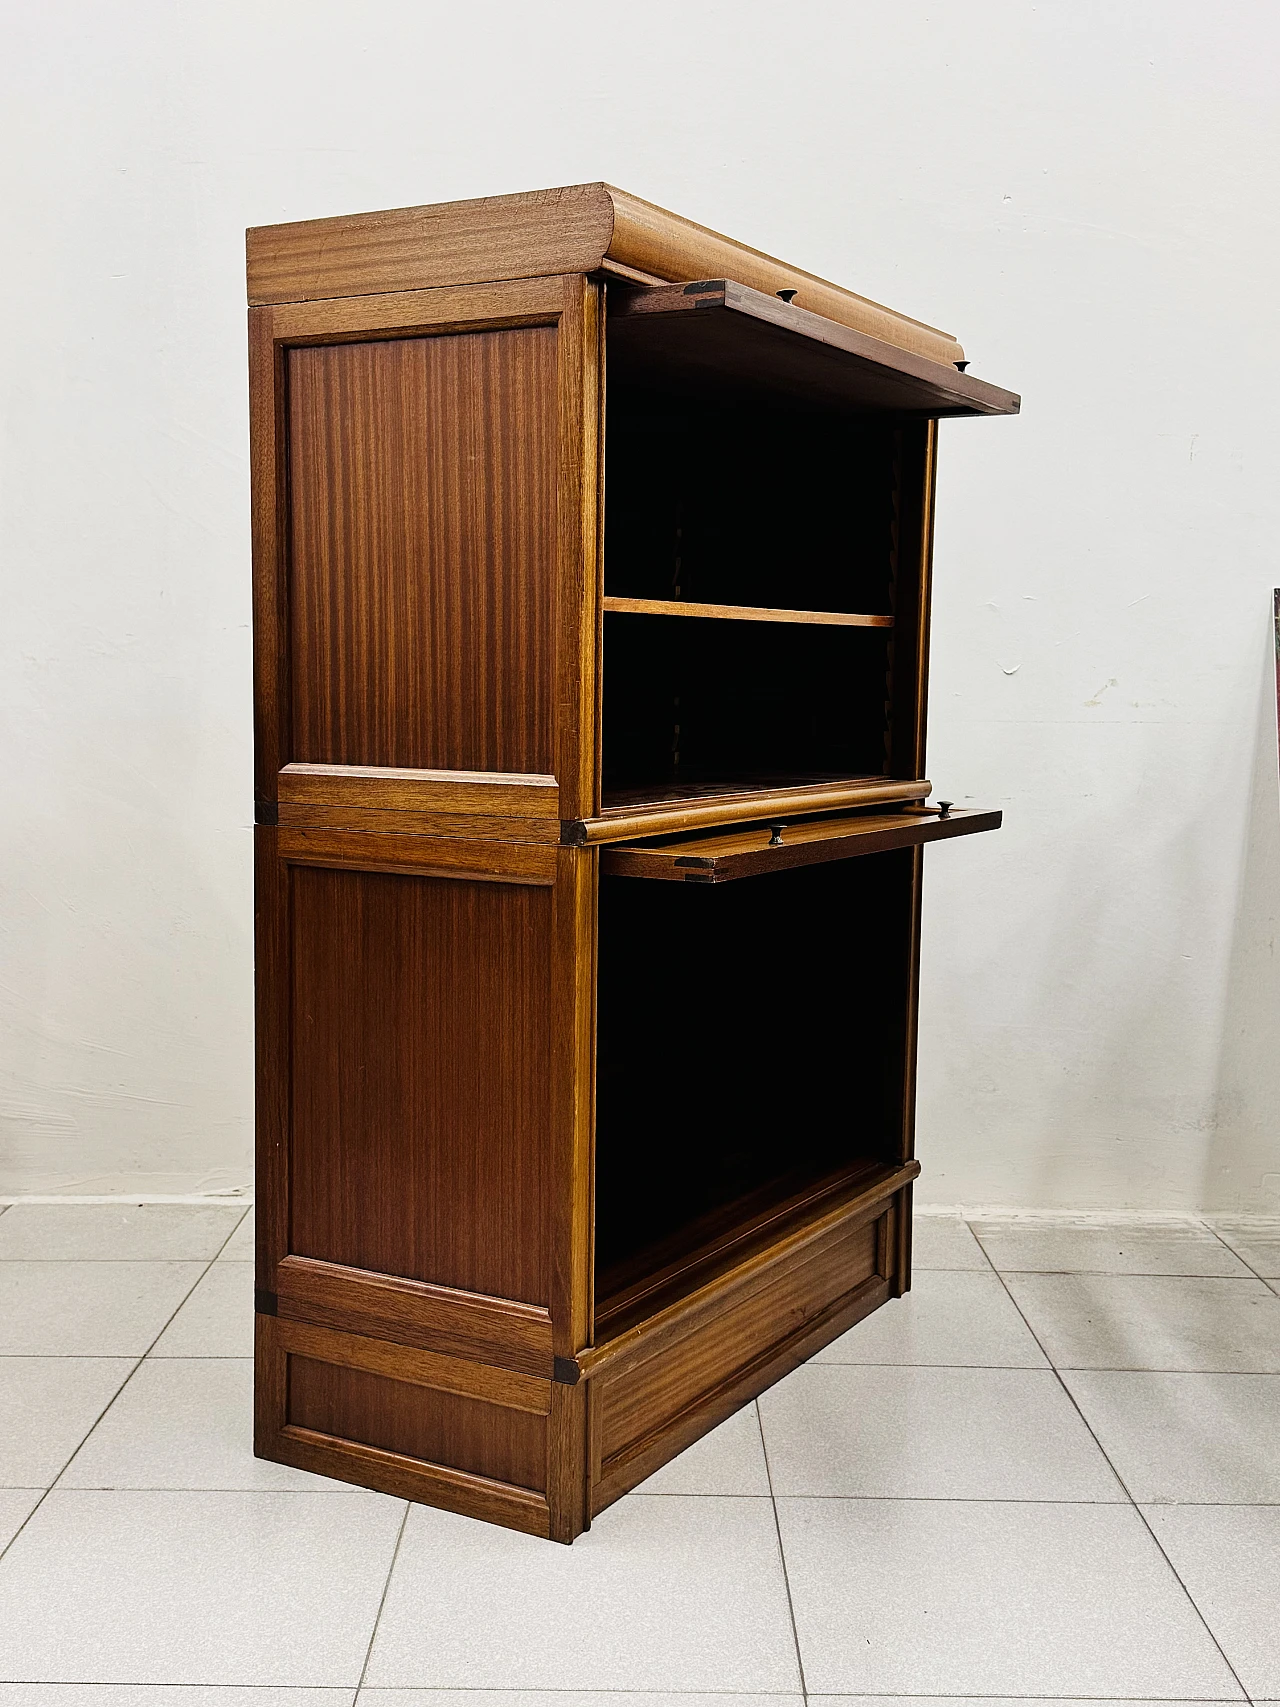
[287,865,553,1304]
[287,1355,548,1492]
[286,329,558,775]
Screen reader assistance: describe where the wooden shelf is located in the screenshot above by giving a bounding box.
[603,595,893,629]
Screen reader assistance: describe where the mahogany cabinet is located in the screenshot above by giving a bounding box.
[247,183,1019,1540]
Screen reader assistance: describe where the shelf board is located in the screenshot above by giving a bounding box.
[592,1158,918,1347]
[603,595,893,629]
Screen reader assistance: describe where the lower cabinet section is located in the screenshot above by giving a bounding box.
[254,1176,912,1541]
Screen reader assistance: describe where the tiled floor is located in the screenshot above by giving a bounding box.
[1,1201,1279,1705]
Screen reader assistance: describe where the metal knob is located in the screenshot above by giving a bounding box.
[768,822,786,846]
[937,800,953,819]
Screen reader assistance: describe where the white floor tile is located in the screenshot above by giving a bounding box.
[974,1220,1255,1277]
[0,1492,41,1550]
[777,1497,1242,1697]
[813,1269,1047,1367]
[149,1263,252,1356]
[0,1689,354,1704]
[1005,1273,1280,1370]
[1145,1505,1280,1697]
[760,1364,1122,1499]
[215,1208,255,1262]
[631,1401,771,1495]
[1208,1220,1280,1279]
[1063,1370,1280,1503]
[910,1215,991,1270]
[0,1360,134,1487]
[58,1360,332,1491]
[0,1205,247,1263]
[0,1264,204,1357]
[0,1489,404,1686]
[364,1496,800,1691]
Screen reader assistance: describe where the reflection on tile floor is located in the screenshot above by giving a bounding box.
[0,1200,1276,1701]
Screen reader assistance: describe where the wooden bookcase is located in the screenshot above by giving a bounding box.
[247,184,1019,1541]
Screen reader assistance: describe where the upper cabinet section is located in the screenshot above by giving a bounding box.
[246,182,969,366]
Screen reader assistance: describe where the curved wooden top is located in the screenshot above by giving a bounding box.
[246,182,966,366]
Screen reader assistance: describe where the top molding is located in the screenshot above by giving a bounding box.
[245,182,966,367]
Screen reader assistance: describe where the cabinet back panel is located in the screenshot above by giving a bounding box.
[288,865,552,1304]
[595,854,913,1282]
[287,1354,547,1492]
[286,330,558,773]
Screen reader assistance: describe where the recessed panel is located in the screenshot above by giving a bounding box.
[288,1355,547,1492]
[287,866,552,1303]
[286,329,558,772]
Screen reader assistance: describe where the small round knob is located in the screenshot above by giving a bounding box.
[937,800,953,819]
[776,288,799,304]
[768,822,786,846]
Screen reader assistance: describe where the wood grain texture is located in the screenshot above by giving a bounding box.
[253,828,288,1292]
[249,310,288,804]
[275,1255,554,1378]
[590,1260,893,1514]
[286,866,553,1305]
[287,328,558,774]
[279,762,559,816]
[549,849,596,1357]
[278,802,562,845]
[248,184,616,307]
[596,1210,883,1475]
[603,596,894,628]
[570,776,930,845]
[600,805,1001,882]
[604,186,965,365]
[288,1355,548,1491]
[888,423,938,1174]
[274,1423,552,1537]
[275,1316,552,1413]
[278,825,556,885]
[608,280,1016,418]
[586,1161,918,1383]
[552,274,602,822]
[265,276,570,345]
[247,182,965,366]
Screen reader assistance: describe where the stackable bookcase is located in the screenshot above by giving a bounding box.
[247,183,1019,1541]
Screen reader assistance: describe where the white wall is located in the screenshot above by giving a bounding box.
[2,1,1277,1207]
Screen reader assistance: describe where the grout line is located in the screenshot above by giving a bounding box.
[0,1690,1250,1700]
[1200,1216,1279,1288]
[755,1397,810,1705]
[355,1499,411,1694]
[978,1240,1254,1703]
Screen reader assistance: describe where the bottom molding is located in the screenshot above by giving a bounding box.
[267,1423,552,1539]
